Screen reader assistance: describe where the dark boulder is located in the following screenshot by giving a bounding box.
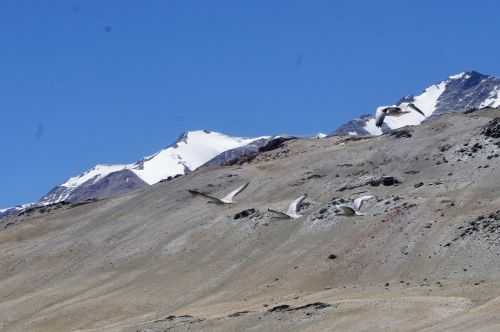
[481,118,500,138]
[390,129,413,138]
[233,208,257,220]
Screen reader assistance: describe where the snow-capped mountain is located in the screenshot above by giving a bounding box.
[37,130,264,206]
[0,203,36,219]
[3,70,499,219]
[0,130,271,218]
[334,71,500,136]
[0,130,277,218]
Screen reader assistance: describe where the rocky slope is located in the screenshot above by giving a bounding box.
[1,108,500,331]
[334,71,500,136]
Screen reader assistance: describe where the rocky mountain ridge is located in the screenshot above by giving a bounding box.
[334,71,500,136]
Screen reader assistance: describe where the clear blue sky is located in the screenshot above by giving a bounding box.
[1,0,499,207]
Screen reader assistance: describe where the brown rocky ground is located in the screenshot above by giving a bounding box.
[1,109,500,331]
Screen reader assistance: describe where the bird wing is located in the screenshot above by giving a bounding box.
[338,205,356,216]
[188,190,223,203]
[408,103,426,116]
[287,194,307,215]
[353,195,374,211]
[268,208,291,219]
[375,108,387,127]
[221,182,250,202]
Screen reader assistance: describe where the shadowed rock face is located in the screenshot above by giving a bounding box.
[433,71,499,114]
[39,169,148,204]
[333,114,375,136]
[65,169,149,202]
[203,136,296,167]
[0,209,16,219]
[3,109,500,332]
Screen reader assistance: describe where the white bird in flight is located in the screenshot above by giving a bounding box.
[189,182,249,205]
[268,194,308,219]
[336,195,375,216]
[375,102,425,128]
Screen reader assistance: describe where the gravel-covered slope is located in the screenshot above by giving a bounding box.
[1,109,500,332]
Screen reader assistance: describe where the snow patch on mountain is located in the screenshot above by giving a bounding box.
[363,118,383,136]
[363,81,447,135]
[449,72,468,80]
[334,71,500,137]
[131,130,260,185]
[413,81,448,116]
[36,130,264,206]
[479,86,500,108]
[62,164,130,189]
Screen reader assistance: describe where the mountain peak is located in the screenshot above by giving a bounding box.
[333,71,500,136]
[464,70,488,77]
[173,130,233,147]
[174,131,190,145]
[447,71,494,88]
[32,130,262,207]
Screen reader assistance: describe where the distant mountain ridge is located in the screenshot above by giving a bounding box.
[39,130,265,205]
[2,70,499,219]
[1,131,267,218]
[333,71,500,136]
